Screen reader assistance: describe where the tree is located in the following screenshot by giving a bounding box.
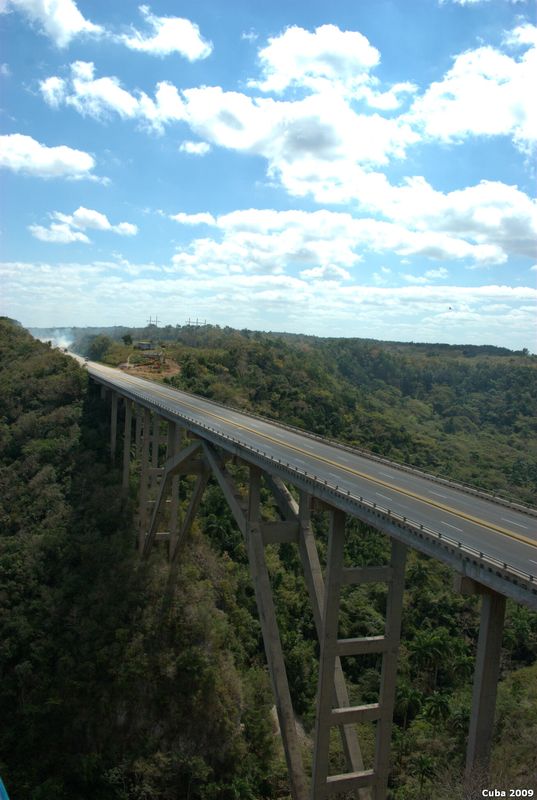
[423,691,450,735]
[396,682,423,730]
[87,334,113,361]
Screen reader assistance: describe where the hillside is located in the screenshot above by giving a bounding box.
[2,318,536,798]
[72,324,537,504]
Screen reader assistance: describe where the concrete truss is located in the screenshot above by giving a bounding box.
[104,389,509,800]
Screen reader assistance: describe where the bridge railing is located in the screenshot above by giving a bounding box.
[192,421,537,592]
[92,373,537,596]
[159,377,537,519]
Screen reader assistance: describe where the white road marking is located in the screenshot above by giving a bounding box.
[379,471,393,478]
[376,492,393,502]
[429,490,448,499]
[530,560,537,565]
[441,521,463,532]
[501,518,528,530]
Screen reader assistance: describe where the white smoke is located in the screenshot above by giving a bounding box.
[30,328,75,350]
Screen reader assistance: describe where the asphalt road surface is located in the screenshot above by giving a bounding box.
[86,361,537,581]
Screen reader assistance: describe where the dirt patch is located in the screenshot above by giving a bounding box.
[120,358,181,381]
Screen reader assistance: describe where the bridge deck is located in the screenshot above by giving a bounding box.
[87,361,537,608]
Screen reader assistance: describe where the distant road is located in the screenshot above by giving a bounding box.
[84,359,537,600]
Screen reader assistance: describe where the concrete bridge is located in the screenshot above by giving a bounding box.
[87,360,537,800]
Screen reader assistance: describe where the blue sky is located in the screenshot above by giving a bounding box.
[1,0,536,349]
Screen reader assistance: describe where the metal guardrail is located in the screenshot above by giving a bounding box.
[95,364,536,515]
[97,375,536,593]
[156,376,537,518]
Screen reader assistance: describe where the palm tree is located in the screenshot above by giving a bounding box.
[409,627,452,689]
[395,682,423,730]
[423,691,450,736]
[412,753,436,800]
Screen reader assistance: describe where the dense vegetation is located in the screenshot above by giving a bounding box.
[0,319,285,799]
[3,319,536,798]
[70,323,537,503]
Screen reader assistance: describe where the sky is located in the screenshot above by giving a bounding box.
[0,0,536,350]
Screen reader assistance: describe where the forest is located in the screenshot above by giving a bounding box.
[2,318,537,799]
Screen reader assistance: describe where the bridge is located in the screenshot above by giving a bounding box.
[86,359,537,800]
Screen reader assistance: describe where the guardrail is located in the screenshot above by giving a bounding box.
[94,374,536,596]
[156,374,536,518]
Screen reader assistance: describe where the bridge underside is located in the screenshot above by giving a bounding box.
[101,384,511,800]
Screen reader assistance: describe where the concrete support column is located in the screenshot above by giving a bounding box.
[152,414,160,470]
[167,421,180,559]
[298,494,369,799]
[138,408,151,552]
[135,408,142,458]
[122,400,132,492]
[311,508,346,799]
[110,392,118,464]
[247,467,308,800]
[466,590,506,777]
[374,540,407,800]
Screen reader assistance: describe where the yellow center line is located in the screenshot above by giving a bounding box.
[93,365,537,549]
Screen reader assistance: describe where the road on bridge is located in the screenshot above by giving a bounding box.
[86,360,537,583]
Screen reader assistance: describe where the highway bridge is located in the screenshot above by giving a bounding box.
[86,359,537,800]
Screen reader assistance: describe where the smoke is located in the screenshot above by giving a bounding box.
[30,328,75,350]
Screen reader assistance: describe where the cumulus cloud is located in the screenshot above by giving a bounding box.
[402,267,449,284]
[250,24,379,94]
[0,0,102,47]
[34,27,536,266]
[29,222,90,243]
[2,259,535,350]
[250,24,418,109]
[40,61,185,131]
[376,177,537,261]
[0,133,96,179]
[168,207,510,274]
[179,140,211,155]
[171,212,216,225]
[0,62,11,76]
[121,4,212,59]
[29,206,138,243]
[407,24,537,153]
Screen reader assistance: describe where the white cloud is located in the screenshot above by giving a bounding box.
[0,62,10,76]
[0,133,96,178]
[179,140,211,155]
[70,206,112,230]
[300,264,351,281]
[40,75,66,106]
[67,60,140,119]
[402,267,449,284]
[121,5,212,60]
[171,212,216,225]
[0,0,102,47]
[29,206,138,243]
[2,259,535,350]
[115,222,138,236]
[167,207,509,275]
[28,223,90,243]
[376,177,537,261]
[40,61,185,132]
[407,25,537,153]
[250,24,379,94]
[35,33,536,267]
